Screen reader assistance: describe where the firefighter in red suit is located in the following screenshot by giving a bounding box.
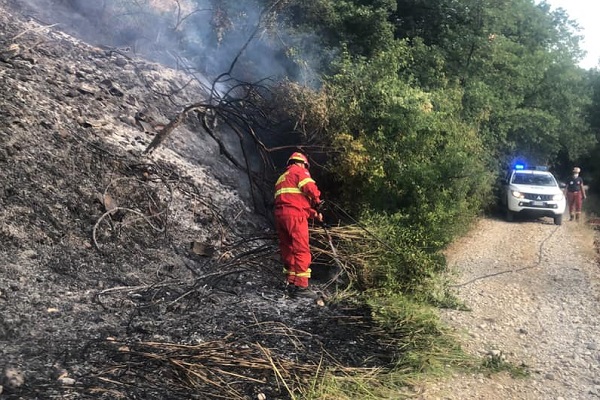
[274,152,323,299]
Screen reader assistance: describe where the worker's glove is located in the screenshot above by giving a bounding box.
[316,200,325,211]
[316,212,324,223]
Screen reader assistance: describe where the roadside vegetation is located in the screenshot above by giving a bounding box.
[52,0,600,397]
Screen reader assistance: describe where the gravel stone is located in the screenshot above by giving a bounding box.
[415,218,600,399]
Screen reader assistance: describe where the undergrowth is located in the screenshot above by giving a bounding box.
[480,352,530,378]
[303,290,530,399]
[303,212,522,398]
[304,291,474,399]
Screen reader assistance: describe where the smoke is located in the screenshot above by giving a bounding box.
[15,0,328,173]
[16,0,322,86]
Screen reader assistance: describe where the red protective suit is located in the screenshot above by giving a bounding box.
[567,191,583,214]
[274,162,321,288]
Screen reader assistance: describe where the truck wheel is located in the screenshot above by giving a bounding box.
[505,209,514,222]
[554,214,563,225]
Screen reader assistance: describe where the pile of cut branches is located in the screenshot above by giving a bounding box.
[85,334,378,400]
[310,223,386,291]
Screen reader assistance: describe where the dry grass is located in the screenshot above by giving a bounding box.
[93,335,381,400]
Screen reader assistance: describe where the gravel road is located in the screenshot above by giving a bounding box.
[416,216,600,399]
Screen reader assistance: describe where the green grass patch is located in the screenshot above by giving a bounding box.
[479,351,530,378]
[304,291,476,399]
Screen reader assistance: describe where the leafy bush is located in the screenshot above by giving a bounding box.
[309,46,493,295]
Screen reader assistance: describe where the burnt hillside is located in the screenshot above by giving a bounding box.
[0,2,398,399]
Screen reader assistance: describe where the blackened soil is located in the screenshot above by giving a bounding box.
[0,2,401,399]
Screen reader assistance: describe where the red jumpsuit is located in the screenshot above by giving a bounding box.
[565,174,585,220]
[274,164,321,288]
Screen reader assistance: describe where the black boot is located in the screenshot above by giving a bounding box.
[292,287,320,300]
[286,285,297,297]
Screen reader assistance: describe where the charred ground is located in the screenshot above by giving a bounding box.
[0,2,401,399]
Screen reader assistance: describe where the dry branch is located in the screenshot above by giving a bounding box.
[92,206,166,250]
[96,338,316,398]
[11,22,59,41]
[143,102,210,154]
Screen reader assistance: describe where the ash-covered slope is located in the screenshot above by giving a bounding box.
[0,3,395,399]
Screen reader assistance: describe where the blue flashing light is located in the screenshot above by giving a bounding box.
[514,164,525,170]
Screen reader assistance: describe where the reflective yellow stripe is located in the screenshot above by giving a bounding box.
[296,269,311,278]
[276,172,289,185]
[283,268,312,277]
[298,178,315,188]
[274,187,303,198]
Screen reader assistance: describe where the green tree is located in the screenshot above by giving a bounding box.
[316,44,492,291]
[389,0,593,168]
[272,0,397,57]
[579,70,600,189]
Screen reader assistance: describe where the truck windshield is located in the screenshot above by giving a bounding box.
[511,173,556,186]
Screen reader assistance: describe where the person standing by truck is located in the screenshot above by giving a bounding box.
[565,167,586,222]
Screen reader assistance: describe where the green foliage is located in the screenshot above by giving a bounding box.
[320,213,470,296]
[386,0,594,168]
[325,47,492,210]
[352,213,447,293]
[313,45,492,294]
[580,70,600,190]
[480,352,529,378]
[368,292,471,372]
[304,292,472,400]
[274,0,397,57]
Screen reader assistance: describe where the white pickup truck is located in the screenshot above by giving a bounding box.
[500,166,566,225]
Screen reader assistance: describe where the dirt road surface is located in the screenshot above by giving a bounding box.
[417,216,600,400]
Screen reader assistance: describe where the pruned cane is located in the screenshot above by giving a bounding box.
[320,221,346,290]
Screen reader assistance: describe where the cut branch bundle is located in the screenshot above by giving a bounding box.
[96,337,317,399]
[309,224,384,290]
